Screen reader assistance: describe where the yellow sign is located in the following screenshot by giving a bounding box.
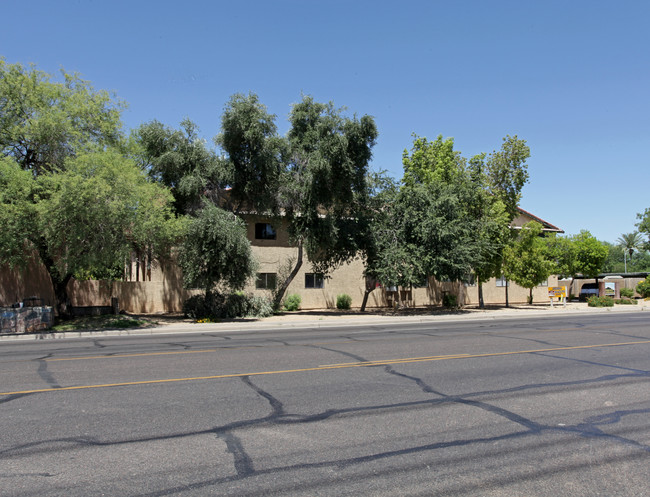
[548,286,567,299]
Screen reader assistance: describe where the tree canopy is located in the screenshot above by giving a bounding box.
[0,58,124,175]
[178,202,256,295]
[503,221,554,303]
[0,61,183,316]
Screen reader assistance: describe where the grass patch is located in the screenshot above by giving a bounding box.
[52,314,152,332]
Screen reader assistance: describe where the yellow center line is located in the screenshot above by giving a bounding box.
[2,339,649,396]
[37,326,624,363]
[320,353,472,367]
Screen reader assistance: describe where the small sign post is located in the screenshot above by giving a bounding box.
[548,286,567,307]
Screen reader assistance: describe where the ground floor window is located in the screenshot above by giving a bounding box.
[496,275,509,287]
[464,273,476,287]
[305,273,324,288]
[538,279,548,287]
[256,273,277,290]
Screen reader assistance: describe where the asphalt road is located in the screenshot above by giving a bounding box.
[1,312,649,496]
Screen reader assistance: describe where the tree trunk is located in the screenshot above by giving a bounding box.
[529,287,533,305]
[505,279,510,308]
[37,237,73,318]
[478,282,484,309]
[360,287,377,312]
[52,273,73,319]
[273,240,303,311]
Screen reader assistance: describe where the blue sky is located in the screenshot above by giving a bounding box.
[2,0,648,243]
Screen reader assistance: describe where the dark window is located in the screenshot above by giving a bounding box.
[256,273,277,290]
[255,223,276,240]
[464,273,476,287]
[305,273,324,289]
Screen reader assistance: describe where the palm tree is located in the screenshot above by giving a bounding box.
[616,232,643,273]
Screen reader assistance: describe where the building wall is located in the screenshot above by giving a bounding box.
[1,213,567,313]
[0,257,55,308]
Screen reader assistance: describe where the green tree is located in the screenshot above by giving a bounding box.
[402,134,465,187]
[0,60,183,316]
[637,208,650,249]
[616,232,643,273]
[357,172,401,312]
[218,94,378,311]
[0,151,183,316]
[569,230,608,278]
[601,241,625,273]
[503,222,554,304]
[485,135,531,219]
[216,93,286,214]
[178,202,256,295]
[399,134,528,308]
[466,153,512,308]
[394,181,480,286]
[136,119,223,215]
[549,230,608,295]
[0,58,124,175]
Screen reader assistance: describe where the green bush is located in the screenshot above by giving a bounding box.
[619,287,634,298]
[248,296,274,317]
[587,295,615,307]
[283,293,301,311]
[183,292,274,320]
[442,293,458,308]
[183,292,226,319]
[336,294,352,310]
[636,276,650,298]
[614,298,637,305]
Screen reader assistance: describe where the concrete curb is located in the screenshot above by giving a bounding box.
[2,303,648,341]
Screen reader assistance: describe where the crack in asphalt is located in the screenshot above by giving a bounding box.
[35,354,61,389]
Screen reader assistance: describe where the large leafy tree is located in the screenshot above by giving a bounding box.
[218,94,378,310]
[0,58,124,175]
[136,119,223,215]
[402,134,465,187]
[549,230,608,294]
[485,135,530,219]
[393,133,529,308]
[503,221,554,304]
[0,61,182,316]
[466,153,513,308]
[0,151,182,316]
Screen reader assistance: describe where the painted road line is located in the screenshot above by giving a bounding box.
[2,339,649,396]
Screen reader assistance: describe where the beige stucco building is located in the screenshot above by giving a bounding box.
[1,208,566,313]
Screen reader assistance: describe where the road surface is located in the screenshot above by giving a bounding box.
[1,312,649,496]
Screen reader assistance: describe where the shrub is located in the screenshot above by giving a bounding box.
[587,295,614,307]
[183,292,226,320]
[636,276,650,298]
[248,296,274,318]
[283,293,301,312]
[619,287,634,298]
[443,293,458,308]
[183,292,274,320]
[614,298,637,305]
[336,294,352,310]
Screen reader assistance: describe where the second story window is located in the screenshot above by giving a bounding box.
[255,223,276,240]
